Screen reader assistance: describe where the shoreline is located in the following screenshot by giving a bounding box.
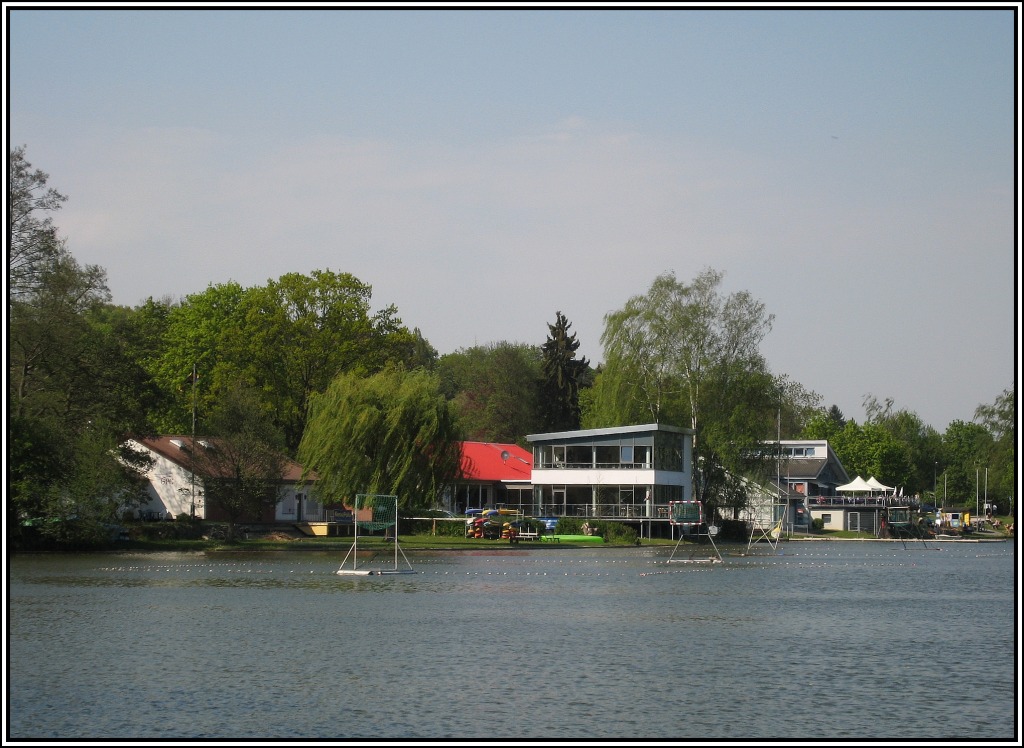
[10,532,1012,555]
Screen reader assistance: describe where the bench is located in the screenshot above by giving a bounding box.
[515,529,540,541]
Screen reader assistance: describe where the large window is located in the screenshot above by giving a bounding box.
[654,433,684,471]
[595,445,618,467]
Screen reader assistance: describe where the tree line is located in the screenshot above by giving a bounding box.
[7,146,1015,546]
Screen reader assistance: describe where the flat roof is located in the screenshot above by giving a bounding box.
[526,423,694,443]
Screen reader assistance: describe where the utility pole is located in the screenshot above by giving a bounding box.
[190,362,198,519]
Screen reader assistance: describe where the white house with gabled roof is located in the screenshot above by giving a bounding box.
[123,435,322,523]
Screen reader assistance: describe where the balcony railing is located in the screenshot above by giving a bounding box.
[491,502,670,519]
[534,461,652,469]
[806,495,919,507]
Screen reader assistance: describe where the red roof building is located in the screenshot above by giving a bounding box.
[451,441,533,513]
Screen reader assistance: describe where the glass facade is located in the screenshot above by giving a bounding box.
[527,424,693,525]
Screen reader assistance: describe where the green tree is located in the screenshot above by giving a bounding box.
[941,420,993,507]
[776,374,823,438]
[149,280,249,434]
[861,396,942,496]
[8,146,72,303]
[9,249,112,422]
[826,419,913,491]
[298,367,463,512]
[974,385,1015,510]
[7,149,154,545]
[801,407,847,442]
[235,270,420,451]
[151,271,420,452]
[596,268,777,509]
[599,268,774,432]
[27,425,151,547]
[193,385,289,541]
[438,342,544,444]
[539,311,591,432]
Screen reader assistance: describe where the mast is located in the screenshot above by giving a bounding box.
[190,362,198,518]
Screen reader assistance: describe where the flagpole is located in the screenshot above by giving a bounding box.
[191,362,197,519]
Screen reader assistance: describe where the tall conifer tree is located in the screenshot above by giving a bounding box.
[540,311,590,432]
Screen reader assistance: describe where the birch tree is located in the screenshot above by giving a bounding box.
[598,268,776,506]
[600,268,774,441]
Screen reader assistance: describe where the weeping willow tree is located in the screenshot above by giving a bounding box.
[298,367,464,512]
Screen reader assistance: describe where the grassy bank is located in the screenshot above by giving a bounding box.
[14,517,1013,554]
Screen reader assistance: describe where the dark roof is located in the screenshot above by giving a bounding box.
[779,457,829,481]
[129,435,309,482]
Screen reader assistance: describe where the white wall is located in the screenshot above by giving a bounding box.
[127,439,319,522]
[809,508,844,531]
[275,486,325,522]
[531,468,687,487]
[135,448,203,519]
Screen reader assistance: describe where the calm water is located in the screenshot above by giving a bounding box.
[6,540,1018,742]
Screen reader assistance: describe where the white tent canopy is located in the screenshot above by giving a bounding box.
[836,476,873,493]
[866,476,894,493]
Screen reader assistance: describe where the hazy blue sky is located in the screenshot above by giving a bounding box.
[6,5,1018,432]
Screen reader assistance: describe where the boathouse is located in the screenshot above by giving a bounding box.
[526,423,694,522]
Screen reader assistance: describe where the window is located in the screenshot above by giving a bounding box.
[635,445,651,467]
[282,495,296,516]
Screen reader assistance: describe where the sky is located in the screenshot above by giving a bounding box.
[5,4,1019,433]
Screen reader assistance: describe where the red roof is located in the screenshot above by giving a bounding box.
[460,442,532,482]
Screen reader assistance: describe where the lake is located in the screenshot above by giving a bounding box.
[6,539,1018,742]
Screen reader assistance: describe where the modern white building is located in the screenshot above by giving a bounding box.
[526,423,694,520]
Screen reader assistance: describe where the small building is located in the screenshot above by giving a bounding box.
[738,477,805,534]
[526,423,694,520]
[774,439,851,498]
[446,441,533,514]
[739,439,852,533]
[123,435,321,523]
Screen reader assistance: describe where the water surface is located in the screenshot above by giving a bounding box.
[7,540,1017,741]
